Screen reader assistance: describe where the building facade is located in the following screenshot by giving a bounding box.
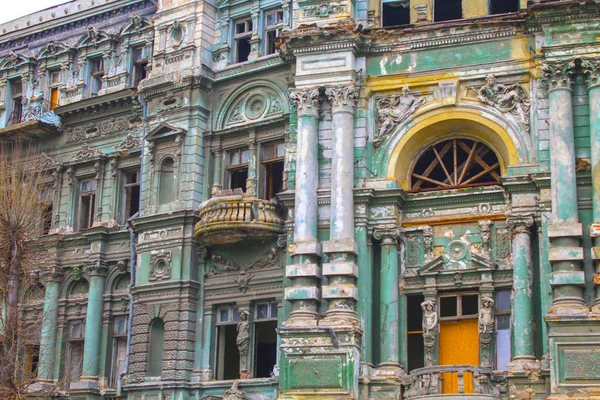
[1,0,600,399]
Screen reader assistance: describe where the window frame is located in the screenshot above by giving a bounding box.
[264,9,284,55]
[48,69,61,110]
[77,178,97,231]
[110,316,128,388]
[65,319,85,384]
[227,148,249,191]
[88,56,105,97]
[130,46,148,87]
[495,289,511,370]
[9,78,23,124]
[438,292,479,321]
[233,18,253,63]
[122,169,140,223]
[261,141,284,199]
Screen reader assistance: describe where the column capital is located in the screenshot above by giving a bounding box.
[581,58,600,90]
[506,214,534,234]
[290,87,321,117]
[40,267,64,284]
[372,227,402,243]
[86,259,108,277]
[324,84,358,114]
[540,60,575,92]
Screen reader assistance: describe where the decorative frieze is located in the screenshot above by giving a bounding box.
[375,86,425,147]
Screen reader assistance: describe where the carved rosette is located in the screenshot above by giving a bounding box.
[506,214,534,235]
[325,85,358,113]
[290,87,321,117]
[581,59,600,90]
[540,61,575,92]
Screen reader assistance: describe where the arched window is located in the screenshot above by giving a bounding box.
[158,157,175,204]
[147,318,165,376]
[410,138,501,192]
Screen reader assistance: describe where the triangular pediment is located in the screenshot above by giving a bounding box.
[417,253,497,275]
[146,122,186,142]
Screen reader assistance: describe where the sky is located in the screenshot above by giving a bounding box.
[0,0,70,25]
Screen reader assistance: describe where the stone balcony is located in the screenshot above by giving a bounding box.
[0,100,61,139]
[404,365,500,400]
[194,189,284,245]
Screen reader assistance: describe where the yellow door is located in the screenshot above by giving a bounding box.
[439,319,479,394]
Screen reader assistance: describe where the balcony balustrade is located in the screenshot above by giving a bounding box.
[2,100,61,138]
[404,365,500,400]
[194,189,284,245]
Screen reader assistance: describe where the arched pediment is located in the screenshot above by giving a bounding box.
[36,41,72,60]
[217,81,289,130]
[0,50,36,71]
[122,14,152,36]
[75,27,115,49]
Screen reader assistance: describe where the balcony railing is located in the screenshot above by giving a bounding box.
[405,365,500,399]
[195,190,284,245]
[7,100,61,128]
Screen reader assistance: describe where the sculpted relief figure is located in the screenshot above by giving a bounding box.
[474,74,530,128]
[422,300,438,336]
[376,86,426,146]
[479,296,495,334]
[237,310,251,377]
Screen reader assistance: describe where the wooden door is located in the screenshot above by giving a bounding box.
[439,319,479,394]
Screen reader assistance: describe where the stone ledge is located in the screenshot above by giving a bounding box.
[550,271,585,286]
[285,263,322,278]
[322,284,358,300]
[284,286,321,301]
[548,247,584,261]
[323,238,358,255]
[289,240,321,256]
[323,262,358,277]
[548,223,583,238]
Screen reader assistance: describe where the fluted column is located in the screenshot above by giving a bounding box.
[37,269,63,383]
[322,85,360,326]
[582,59,600,313]
[284,87,322,325]
[541,61,588,316]
[507,215,536,365]
[80,260,108,384]
[373,228,402,369]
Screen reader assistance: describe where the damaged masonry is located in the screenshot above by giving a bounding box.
[1,0,600,399]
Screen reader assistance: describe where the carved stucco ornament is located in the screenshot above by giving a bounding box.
[473,74,530,129]
[479,296,495,368]
[581,58,600,89]
[375,86,425,147]
[302,2,347,18]
[290,87,321,116]
[115,132,142,151]
[223,381,249,400]
[236,311,251,377]
[421,299,438,366]
[540,60,575,91]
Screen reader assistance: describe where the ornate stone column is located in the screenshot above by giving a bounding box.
[373,228,402,371]
[284,87,322,325]
[37,269,63,383]
[78,260,108,386]
[211,147,223,196]
[322,85,360,326]
[246,136,257,197]
[582,59,600,314]
[541,61,588,316]
[506,215,536,368]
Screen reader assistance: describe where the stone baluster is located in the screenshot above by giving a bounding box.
[37,269,63,384]
[322,85,360,326]
[78,260,108,386]
[284,87,322,326]
[506,214,536,369]
[373,228,402,370]
[541,61,588,316]
[582,59,600,314]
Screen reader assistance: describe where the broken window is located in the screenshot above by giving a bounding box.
[265,10,284,55]
[434,0,462,22]
[123,169,140,222]
[78,179,97,231]
[382,1,410,27]
[490,0,519,15]
[9,79,23,124]
[495,289,511,370]
[262,141,284,199]
[158,158,175,204]
[234,19,253,63]
[254,301,278,378]
[40,186,54,235]
[216,306,241,380]
[111,316,128,387]
[131,46,148,87]
[439,293,479,319]
[24,345,40,381]
[407,294,425,371]
[89,56,104,97]
[148,318,165,376]
[228,148,249,192]
[66,320,85,384]
[410,138,501,192]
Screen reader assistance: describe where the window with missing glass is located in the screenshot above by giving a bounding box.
[111,316,128,388]
[264,10,283,55]
[78,179,97,231]
[131,46,148,87]
[261,141,284,199]
[234,19,253,63]
[122,169,140,223]
[228,148,249,192]
[89,56,104,96]
[65,320,85,384]
[439,293,479,320]
[253,301,278,378]
[215,305,241,380]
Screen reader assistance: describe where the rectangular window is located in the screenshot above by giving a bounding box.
[439,293,479,320]
[131,47,148,87]
[490,0,519,14]
[495,289,511,370]
[89,57,104,97]
[66,320,85,384]
[111,316,128,388]
[215,305,241,380]
[24,345,40,381]
[123,170,140,223]
[254,301,278,378]
[10,79,23,124]
[228,148,249,192]
[407,294,425,371]
[382,1,411,27]
[265,10,284,55]
[49,70,61,110]
[234,19,253,63]
[434,0,462,22]
[78,179,97,231]
[262,141,284,199]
